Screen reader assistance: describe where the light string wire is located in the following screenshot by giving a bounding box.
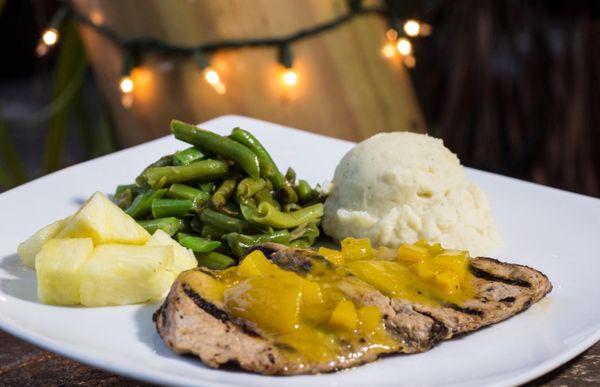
[39,0,431,105]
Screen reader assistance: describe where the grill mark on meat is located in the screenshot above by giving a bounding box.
[182,283,261,337]
[447,304,484,316]
[413,310,449,345]
[470,265,532,288]
[499,296,516,303]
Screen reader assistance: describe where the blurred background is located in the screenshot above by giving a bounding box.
[0,0,598,197]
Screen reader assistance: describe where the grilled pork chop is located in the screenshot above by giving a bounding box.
[155,243,552,375]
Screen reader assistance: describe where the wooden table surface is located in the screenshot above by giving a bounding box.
[1,329,599,386]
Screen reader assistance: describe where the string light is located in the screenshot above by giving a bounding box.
[39,3,432,97]
[202,67,226,95]
[194,50,226,95]
[396,38,412,56]
[35,6,69,57]
[403,20,420,37]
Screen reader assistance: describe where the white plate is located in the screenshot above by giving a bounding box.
[1,115,599,387]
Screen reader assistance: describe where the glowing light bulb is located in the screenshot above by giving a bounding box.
[386,28,398,42]
[403,20,421,37]
[396,38,412,56]
[118,75,134,109]
[36,28,60,56]
[119,76,134,93]
[281,68,298,87]
[202,67,226,95]
[381,43,397,58]
[42,28,59,45]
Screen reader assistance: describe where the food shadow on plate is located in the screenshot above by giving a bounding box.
[0,254,39,303]
[132,301,254,374]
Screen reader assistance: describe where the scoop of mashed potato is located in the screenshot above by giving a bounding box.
[323,132,500,257]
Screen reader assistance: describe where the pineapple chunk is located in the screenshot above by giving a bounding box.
[35,238,94,305]
[80,244,174,306]
[145,229,197,275]
[18,217,69,269]
[57,192,150,245]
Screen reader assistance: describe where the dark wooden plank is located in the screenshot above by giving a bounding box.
[1,328,599,385]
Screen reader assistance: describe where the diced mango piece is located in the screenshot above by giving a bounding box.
[341,237,373,261]
[329,299,358,332]
[80,244,174,306]
[414,259,437,280]
[57,192,150,245]
[347,260,411,297]
[35,238,93,305]
[224,275,302,333]
[237,250,277,277]
[146,229,197,275]
[358,306,382,333]
[318,247,345,266]
[301,280,323,305]
[18,217,69,269]
[435,271,461,293]
[396,244,428,262]
[416,240,444,256]
[433,251,469,280]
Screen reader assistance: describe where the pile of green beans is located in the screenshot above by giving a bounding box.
[113,120,325,270]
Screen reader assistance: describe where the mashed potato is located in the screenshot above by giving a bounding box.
[323,132,500,257]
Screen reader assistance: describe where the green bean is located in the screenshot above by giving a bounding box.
[283,203,302,212]
[254,187,280,209]
[167,184,210,208]
[239,203,274,233]
[175,232,198,241]
[135,155,173,186]
[196,251,235,270]
[224,230,291,257]
[229,128,285,188]
[125,188,167,219]
[211,175,240,215]
[297,179,318,203]
[249,202,323,229]
[113,188,134,210]
[137,217,182,236]
[285,167,296,185]
[173,147,206,166]
[115,184,139,196]
[201,224,226,239]
[289,222,320,246]
[199,182,216,194]
[151,199,193,218]
[200,208,249,233]
[277,184,299,204]
[142,159,229,188]
[178,235,221,253]
[171,120,260,179]
[236,177,267,199]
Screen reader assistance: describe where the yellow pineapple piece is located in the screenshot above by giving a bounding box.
[358,306,382,333]
[57,192,150,245]
[145,229,197,275]
[35,238,94,305]
[329,299,358,332]
[80,244,174,306]
[18,217,69,269]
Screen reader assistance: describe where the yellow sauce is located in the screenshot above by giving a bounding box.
[190,238,474,364]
